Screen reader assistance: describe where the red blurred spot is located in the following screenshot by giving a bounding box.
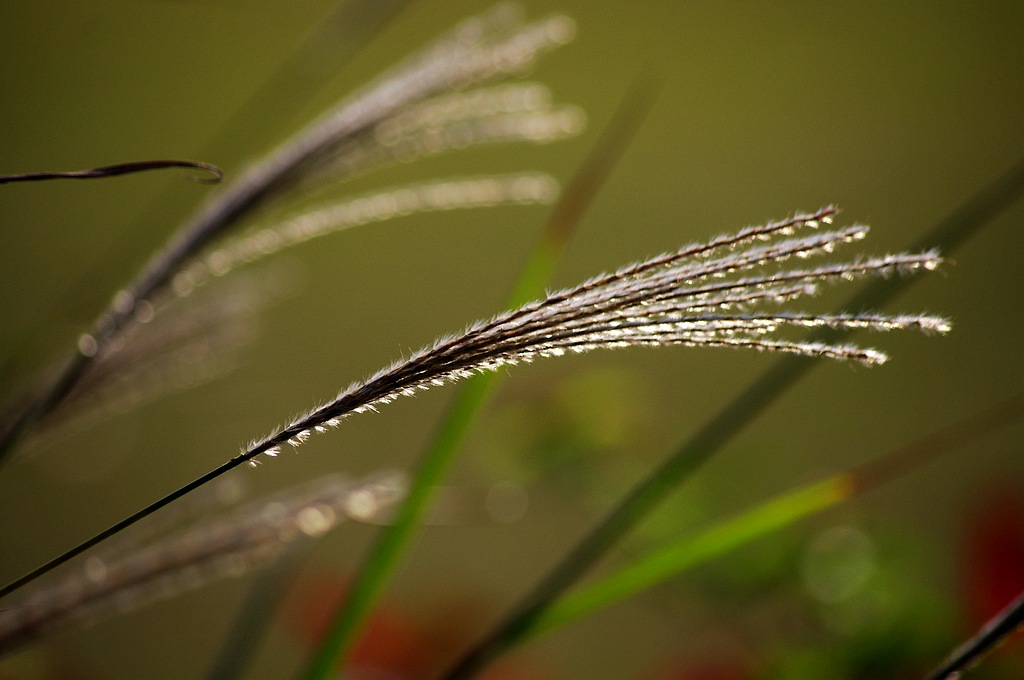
[286,573,558,679]
[476,660,559,680]
[640,661,748,680]
[286,573,431,678]
[961,487,1024,630]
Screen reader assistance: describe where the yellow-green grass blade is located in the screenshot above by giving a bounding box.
[526,393,1023,641]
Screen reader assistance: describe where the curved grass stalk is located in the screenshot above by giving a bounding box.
[0,159,222,185]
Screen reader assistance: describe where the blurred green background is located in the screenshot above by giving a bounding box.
[0,2,1021,679]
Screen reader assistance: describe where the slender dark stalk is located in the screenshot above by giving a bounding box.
[435,157,1024,680]
[0,456,249,600]
[0,160,223,185]
[925,590,1024,680]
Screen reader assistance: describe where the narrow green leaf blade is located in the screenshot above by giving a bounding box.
[531,477,848,637]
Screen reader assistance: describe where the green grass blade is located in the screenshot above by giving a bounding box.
[206,548,310,680]
[530,392,1023,640]
[532,478,847,636]
[299,75,659,680]
[299,374,497,680]
[449,398,1023,677]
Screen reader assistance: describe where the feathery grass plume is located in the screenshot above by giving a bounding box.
[172,173,560,298]
[0,3,577,462]
[247,207,948,465]
[11,174,560,445]
[434,163,1024,680]
[311,83,585,184]
[0,472,405,657]
[3,268,291,453]
[0,208,948,601]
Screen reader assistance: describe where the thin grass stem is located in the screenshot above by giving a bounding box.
[925,590,1024,680]
[0,160,223,185]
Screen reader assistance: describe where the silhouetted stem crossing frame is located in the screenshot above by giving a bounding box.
[926,590,1024,680]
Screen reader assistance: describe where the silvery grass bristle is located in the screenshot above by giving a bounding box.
[0,472,406,656]
[306,81,584,188]
[171,172,561,298]
[242,207,948,466]
[313,87,584,184]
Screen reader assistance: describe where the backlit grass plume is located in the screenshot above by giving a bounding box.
[0,206,949,601]
[248,206,947,464]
